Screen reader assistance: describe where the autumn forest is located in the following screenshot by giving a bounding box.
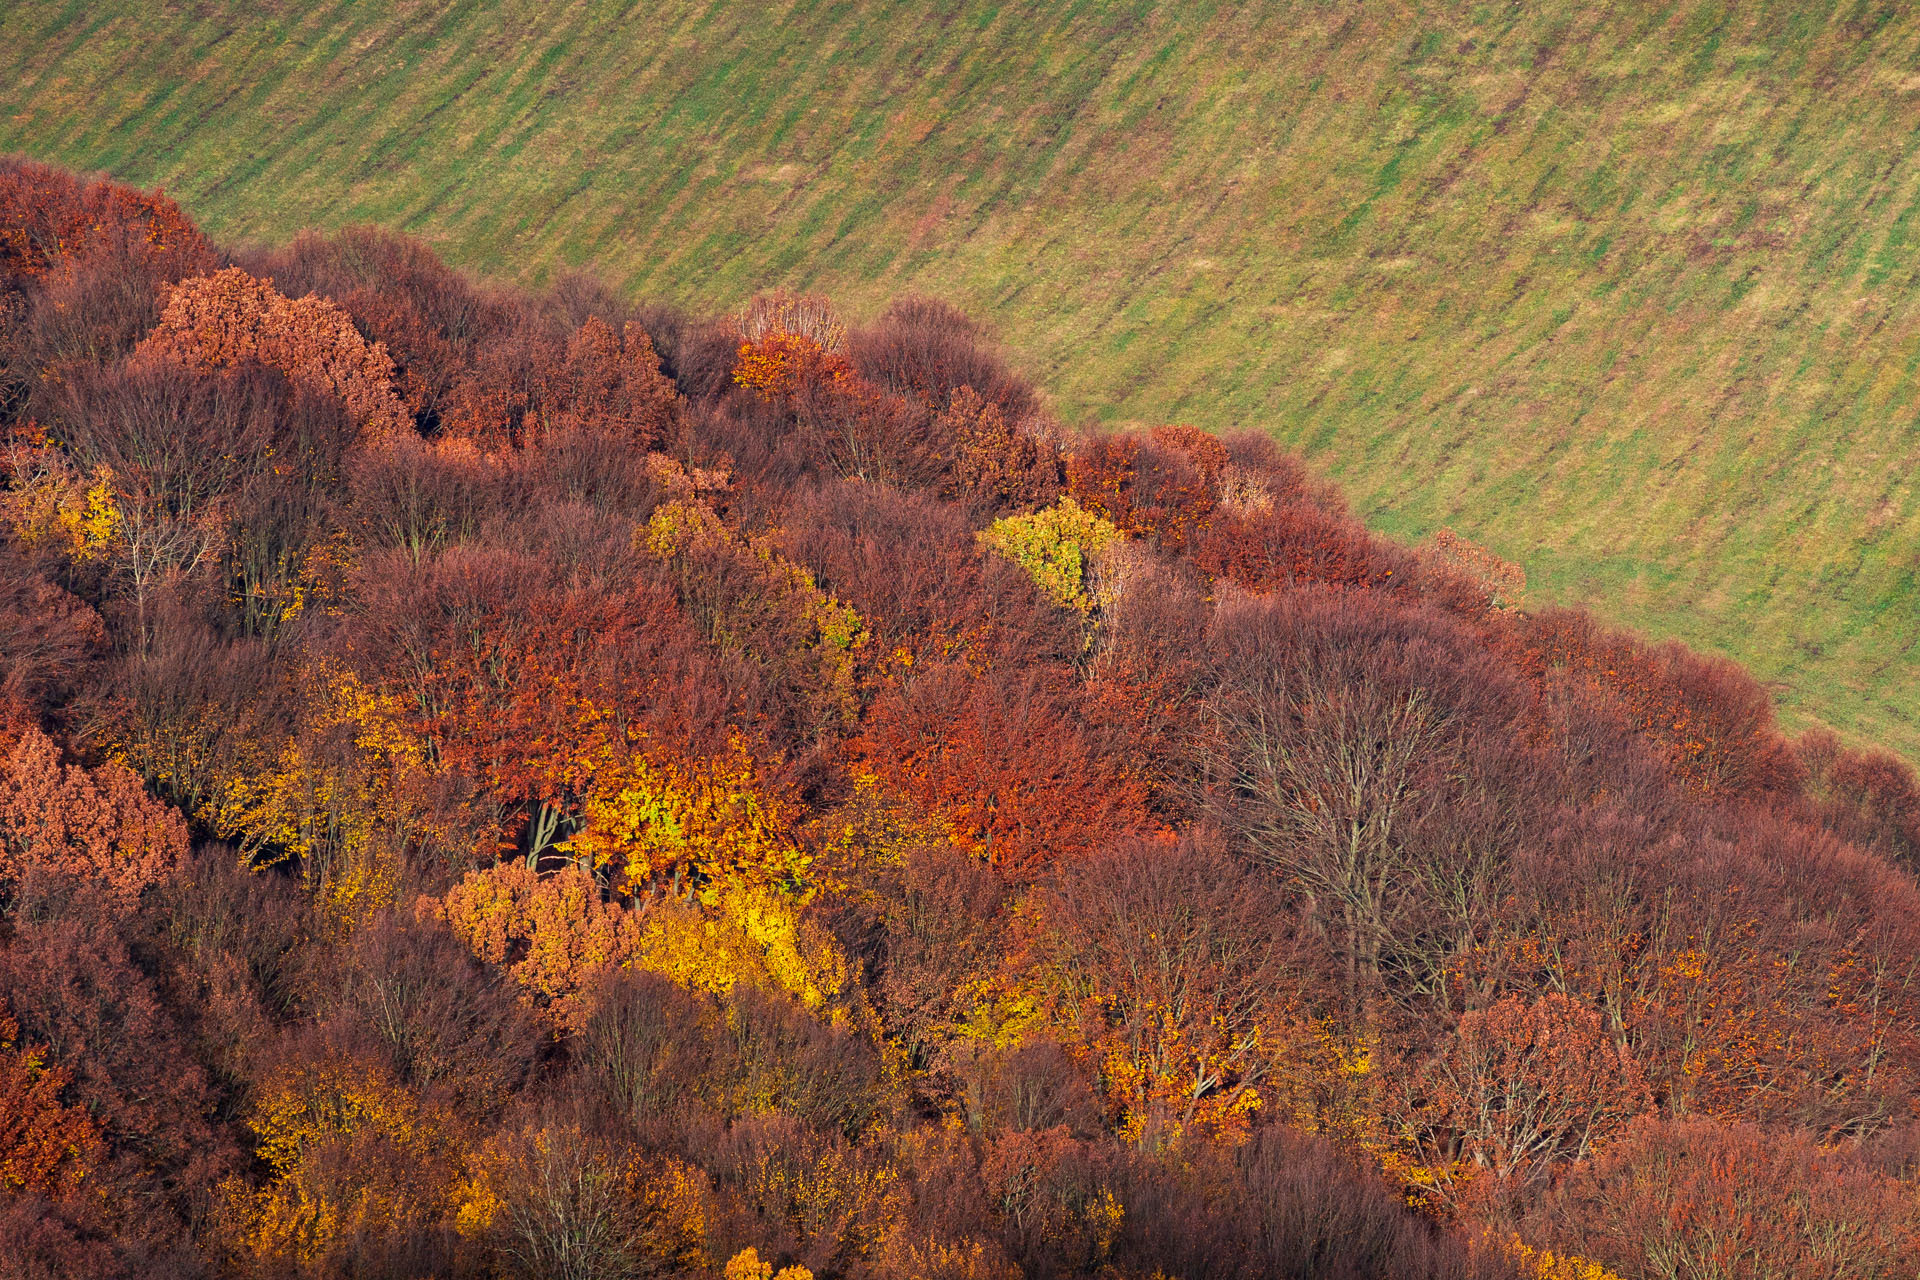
[6,157,1920,1280]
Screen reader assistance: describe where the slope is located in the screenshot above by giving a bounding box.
[4,0,1920,752]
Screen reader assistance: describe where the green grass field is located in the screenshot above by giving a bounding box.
[5,0,1920,756]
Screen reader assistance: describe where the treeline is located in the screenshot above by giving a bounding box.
[4,155,1920,1280]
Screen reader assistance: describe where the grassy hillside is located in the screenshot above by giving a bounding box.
[5,0,1920,754]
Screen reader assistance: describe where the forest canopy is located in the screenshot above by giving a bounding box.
[5,157,1920,1280]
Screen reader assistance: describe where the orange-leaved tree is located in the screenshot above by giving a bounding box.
[427,862,643,1030]
[0,1005,104,1197]
[1398,993,1650,1211]
[135,266,413,440]
[442,314,682,450]
[348,541,724,861]
[0,156,212,289]
[857,662,1143,878]
[934,387,1061,513]
[1063,427,1225,551]
[0,721,188,906]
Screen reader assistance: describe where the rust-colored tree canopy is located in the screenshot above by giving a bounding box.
[0,156,210,289]
[135,266,414,440]
[2,163,1918,1280]
[0,722,188,905]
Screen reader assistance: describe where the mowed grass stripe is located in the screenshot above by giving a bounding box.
[6,1,1920,753]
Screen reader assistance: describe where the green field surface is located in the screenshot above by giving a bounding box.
[5,1,1920,756]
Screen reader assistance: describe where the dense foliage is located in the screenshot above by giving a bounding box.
[5,157,1920,1280]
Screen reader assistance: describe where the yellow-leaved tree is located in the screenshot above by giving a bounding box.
[562,731,812,899]
[429,860,861,1035]
[725,1246,815,1280]
[455,1124,710,1277]
[217,1053,461,1270]
[976,496,1121,616]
